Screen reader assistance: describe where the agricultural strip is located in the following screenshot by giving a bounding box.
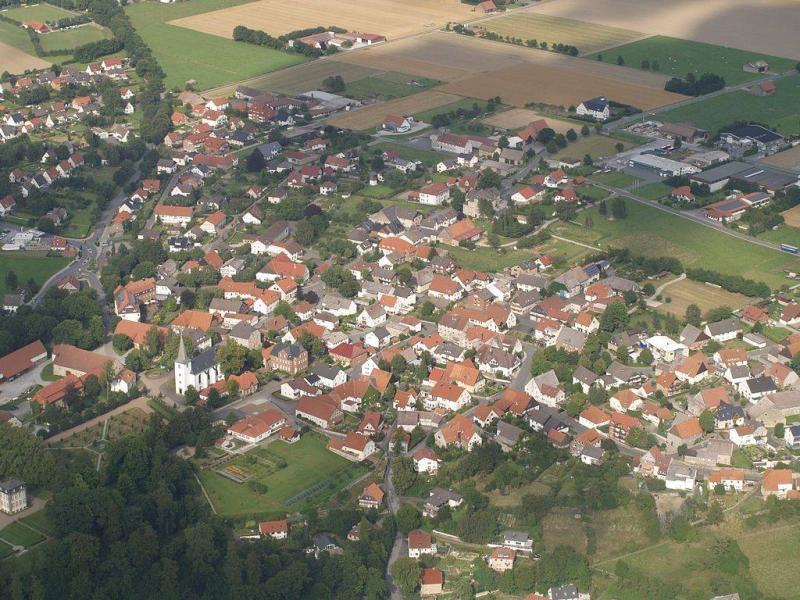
[326,90,464,130]
[482,108,580,133]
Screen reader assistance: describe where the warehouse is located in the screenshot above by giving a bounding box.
[627,153,700,177]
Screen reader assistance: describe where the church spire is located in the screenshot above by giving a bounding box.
[177,335,187,363]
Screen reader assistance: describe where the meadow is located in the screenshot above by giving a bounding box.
[0,20,50,72]
[39,25,112,52]
[546,201,799,288]
[342,72,440,102]
[552,135,632,161]
[659,75,800,136]
[587,36,797,85]
[125,0,306,90]
[0,254,71,296]
[654,278,750,316]
[2,3,76,22]
[198,433,368,517]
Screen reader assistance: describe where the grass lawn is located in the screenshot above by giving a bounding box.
[359,184,396,199]
[39,362,58,382]
[371,142,448,167]
[20,510,56,537]
[445,245,535,272]
[546,201,800,288]
[536,237,594,266]
[39,25,112,52]
[578,184,611,202]
[198,433,368,517]
[0,253,71,296]
[655,278,750,317]
[635,181,672,201]
[542,506,587,553]
[590,505,653,561]
[552,134,631,161]
[3,4,77,22]
[741,523,800,598]
[659,75,800,136]
[0,18,42,54]
[343,73,440,102]
[413,97,487,123]
[59,205,94,238]
[586,36,796,86]
[0,522,44,548]
[0,540,12,558]
[759,225,800,247]
[764,325,791,343]
[125,0,307,91]
[590,171,640,188]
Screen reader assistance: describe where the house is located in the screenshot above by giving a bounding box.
[784,424,800,449]
[329,432,376,462]
[704,318,741,342]
[488,547,516,572]
[610,389,643,413]
[0,479,27,515]
[609,411,640,442]
[708,468,746,492]
[382,114,414,133]
[268,342,308,375]
[422,487,464,517]
[420,568,444,597]
[296,396,343,428]
[762,468,794,498]
[667,417,703,451]
[576,96,610,121]
[413,448,441,474]
[358,482,384,509]
[154,204,193,227]
[408,529,437,558]
[200,210,226,234]
[416,182,449,206]
[578,406,610,429]
[259,519,288,540]
[548,583,591,600]
[227,408,286,444]
[435,414,482,451]
[52,344,112,378]
[666,461,697,491]
[0,340,47,382]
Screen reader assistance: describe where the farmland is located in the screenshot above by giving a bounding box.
[587,36,797,85]
[763,145,800,171]
[326,90,463,130]
[0,19,51,73]
[0,254,71,297]
[39,24,112,52]
[546,201,799,288]
[481,12,644,56]
[659,75,800,136]
[552,134,632,161]
[125,0,307,90]
[2,3,77,22]
[780,205,800,228]
[654,278,750,316]
[168,0,475,41]
[342,72,440,102]
[198,433,369,517]
[529,0,800,59]
[482,108,580,133]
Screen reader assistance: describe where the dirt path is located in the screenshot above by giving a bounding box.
[45,396,153,445]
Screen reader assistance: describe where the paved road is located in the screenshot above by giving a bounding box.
[383,432,404,600]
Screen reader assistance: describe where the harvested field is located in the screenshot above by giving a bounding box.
[763,146,800,172]
[0,40,49,73]
[655,278,750,317]
[480,12,645,55]
[528,0,800,59]
[481,108,578,133]
[441,60,682,109]
[326,90,463,130]
[169,0,474,40]
[780,205,800,228]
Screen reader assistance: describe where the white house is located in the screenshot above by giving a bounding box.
[576,96,610,121]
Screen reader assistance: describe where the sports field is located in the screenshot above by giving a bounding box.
[0,254,71,297]
[547,201,799,288]
[482,108,579,134]
[587,36,797,86]
[655,278,750,316]
[763,145,800,171]
[659,75,800,136]
[198,433,369,516]
[39,24,112,52]
[327,90,463,130]
[168,0,474,40]
[125,0,307,90]
[2,3,76,22]
[529,0,800,59]
[481,12,645,56]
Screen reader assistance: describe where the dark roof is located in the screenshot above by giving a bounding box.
[721,123,783,144]
[0,478,25,492]
[187,347,218,374]
[745,376,776,394]
[581,96,608,111]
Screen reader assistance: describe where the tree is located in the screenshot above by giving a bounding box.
[581,124,590,136]
[395,504,421,534]
[217,340,249,376]
[774,422,785,438]
[478,169,501,190]
[685,303,702,327]
[600,301,629,332]
[294,219,316,246]
[112,334,134,354]
[617,55,625,66]
[566,128,578,142]
[245,149,265,172]
[184,386,199,405]
[322,75,345,92]
[699,409,715,433]
[392,457,417,495]
[390,558,421,597]
[5,270,18,291]
[706,501,724,524]
[611,197,627,219]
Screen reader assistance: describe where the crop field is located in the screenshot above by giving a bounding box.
[482,108,578,133]
[125,0,307,90]
[481,12,645,56]
[763,145,800,171]
[326,90,463,130]
[528,0,800,59]
[587,36,797,85]
[168,0,475,40]
[2,4,76,22]
[659,75,800,136]
[546,201,800,288]
[0,18,51,73]
[781,205,800,228]
[655,278,750,316]
[39,24,112,52]
[198,433,368,516]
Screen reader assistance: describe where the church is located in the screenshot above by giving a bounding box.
[174,336,222,395]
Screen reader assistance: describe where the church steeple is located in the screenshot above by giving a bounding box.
[177,335,187,363]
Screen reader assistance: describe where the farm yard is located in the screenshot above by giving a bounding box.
[197,433,370,517]
[125,0,307,90]
[528,0,800,59]
[587,36,797,86]
[480,12,645,56]
[658,75,800,136]
[168,0,475,40]
[482,108,579,133]
[653,277,750,317]
[547,201,800,288]
[326,90,463,130]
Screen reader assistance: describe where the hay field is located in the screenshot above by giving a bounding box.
[529,0,800,59]
[655,278,750,316]
[482,108,578,134]
[780,205,800,228]
[480,12,645,55]
[0,40,49,73]
[763,146,800,172]
[326,90,463,130]
[441,60,682,109]
[169,0,474,40]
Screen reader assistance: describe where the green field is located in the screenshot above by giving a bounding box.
[635,181,672,200]
[659,75,800,136]
[20,510,55,537]
[39,24,111,52]
[547,201,800,288]
[125,0,307,90]
[553,134,632,161]
[587,36,796,86]
[591,171,640,188]
[372,142,448,167]
[0,522,44,548]
[198,433,369,517]
[0,253,71,296]
[759,225,800,247]
[446,245,536,272]
[343,72,440,102]
[3,3,77,22]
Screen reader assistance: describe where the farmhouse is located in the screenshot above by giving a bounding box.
[576,96,610,121]
[0,340,47,382]
[227,408,286,444]
[382,115,414,133]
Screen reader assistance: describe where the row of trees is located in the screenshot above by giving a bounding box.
[665,72,726,96]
